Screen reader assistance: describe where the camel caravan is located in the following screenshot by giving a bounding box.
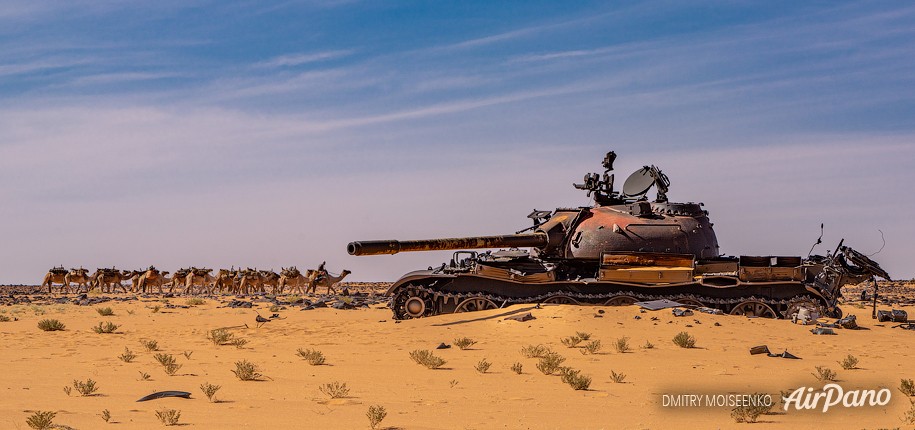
[40,263,351,296]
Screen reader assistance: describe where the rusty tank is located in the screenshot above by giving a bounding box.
[348,150,890,320]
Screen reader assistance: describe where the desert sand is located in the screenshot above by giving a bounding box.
[1,291,913,429]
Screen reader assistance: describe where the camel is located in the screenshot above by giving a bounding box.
[259,270,281,294]
[309,262,351,295]
[42,266,69,294]
[168,268,191,294]
[237,268,263,295]
[279,267,320,296]
[64,267,91,294]
[184,268,215,295]
[213,269,238,295]
[91,268,131,293]
[136,266,164,294]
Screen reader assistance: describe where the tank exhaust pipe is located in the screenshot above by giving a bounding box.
[347,233,549,256]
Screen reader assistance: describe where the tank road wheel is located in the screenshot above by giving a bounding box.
[392,288,436,320]
[455,298,498,313]
[604,295,638,306]
[729,300,778,318]
[541,295,580,305]
[675,298,705,307]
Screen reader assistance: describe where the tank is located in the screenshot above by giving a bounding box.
[348,150,890,320]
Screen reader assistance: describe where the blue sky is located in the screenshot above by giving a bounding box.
[1,1,913,283]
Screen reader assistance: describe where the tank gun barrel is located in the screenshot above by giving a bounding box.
[348,233,549,256]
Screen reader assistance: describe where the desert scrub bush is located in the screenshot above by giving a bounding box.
[610,370,627,383]
[185,298,206,306]
[268,304,281,313]
[200,382,221,402]
[475,358,492,374]
[141,339,159,352]
[25,410,56,430]
[63,386,71,396]
[520,344,551,358]
[37,319,65,331]
[366,405,387,430]
[207,328,234,346]
[138,371,151,381]
[580,340,602,355]
[535,352,566,375]
[409,350,446,369]
[0,315,10,322]
[839,354,859,370]
[154,353,182,376]
[730,393,772,423]
[642,340,655,349]
[156,408,181,426]
[118,347,137,363]
[454,337,477,350]
[560,335,582,348]
[183,351,193,359]
[614,337,630,353]
[150,305,161,313]
[576,331,592,341]
[511,362,523,374]
[92,321,120,334]
[230,337,249,349]
[672,331,696,348]
[73,378,99,396]
[296,348,326,365]
[560,368,591,390]
[319,381,350,398]
[812,366,838,382]
[101,408,111,423]
[96,307,114,316]
[904,399,915,425]
[232,360,263,381]
[901,378,915,396]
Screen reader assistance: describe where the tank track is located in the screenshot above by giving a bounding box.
[391,284,824,319]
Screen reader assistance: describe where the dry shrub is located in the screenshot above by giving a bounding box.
[207,328,233,346]
[101,409,111,423]
[560,368,591,390]
[200,382,221,402]
[319,381,350,398]
[409,350,446,369]
[367,405,387,430]
[185,298,206,306]
[730,393,772,423]
[156,408,181,426]
[581,340,602,355]
[614,337,630,353]
[37,319,65,331]
[92,321,120,334]
[230,337,248,349]
[73,378,99,396]
[839,354,859,370]
[296,348,326,365]
[138,371,151,381]
[454,337,477,350]
[610,370,626,383]
[812,366,837,382]
[118,347,136,363]
[154,353,182,376]
[903,399,915,425]
[141,339,159,352]
[521,344,551,358]
[642,340,655,349]
[560,336,582,348]
[26,411,56,429]
[901,378,915,397]
[576,331,592,341]
[511,362,523,374]
[535,352,566,375]
[475,358,492,374]
[672,331,696,348]
[96,307,114,316]
[232,360,263,381]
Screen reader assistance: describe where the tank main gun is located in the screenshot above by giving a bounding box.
[347,233,550,256]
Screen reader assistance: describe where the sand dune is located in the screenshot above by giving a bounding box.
[1,295,913,429]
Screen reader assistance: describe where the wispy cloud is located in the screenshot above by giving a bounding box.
[254,50,354,68]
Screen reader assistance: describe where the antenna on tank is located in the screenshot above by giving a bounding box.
[807,223,824,257]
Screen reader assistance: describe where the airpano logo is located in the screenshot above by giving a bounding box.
[782,384,892,412]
